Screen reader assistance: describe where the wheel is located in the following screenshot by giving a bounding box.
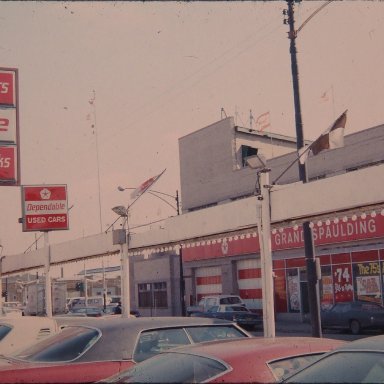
[350,319,361,335]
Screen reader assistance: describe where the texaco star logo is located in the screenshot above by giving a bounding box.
[221,238,229,255]
[40,188,51,200]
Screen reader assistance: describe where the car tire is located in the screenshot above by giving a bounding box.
[350,319,361,335]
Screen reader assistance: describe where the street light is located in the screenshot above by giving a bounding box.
[111,204,130,318]
[246,154,275,338]
[117,186,186,316]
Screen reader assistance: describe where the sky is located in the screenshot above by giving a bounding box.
[0,1,383,273]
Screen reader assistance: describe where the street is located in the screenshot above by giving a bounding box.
[251,324,382,342]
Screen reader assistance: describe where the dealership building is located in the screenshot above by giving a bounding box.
[164,116,384,316]
[3,116,384,319]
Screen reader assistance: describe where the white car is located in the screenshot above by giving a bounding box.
[0,316,60,354]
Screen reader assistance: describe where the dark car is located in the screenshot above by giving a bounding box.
[65,306,105,317]
[321,300,384,334]
[104,336,345,383]
[191,304,262,330]
[284,334,384,383]
[0,317,251,383]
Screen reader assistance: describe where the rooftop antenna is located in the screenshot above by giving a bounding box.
[250,109,254,130]
[221,108,227,119]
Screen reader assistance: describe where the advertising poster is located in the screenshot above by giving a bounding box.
[332,264,353,302]
[354,261,382,304]
[287,273,300,311]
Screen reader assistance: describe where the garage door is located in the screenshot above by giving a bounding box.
[195,266,222,301]
[237,259,262,310]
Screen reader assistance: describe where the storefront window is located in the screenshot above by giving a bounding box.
[332,264,353,302]
[138,282,168,309]
[320,266,333,309]
[353,261,382,304]
[287,269,300,312]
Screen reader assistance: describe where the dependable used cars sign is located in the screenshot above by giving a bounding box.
[21,185,69,231]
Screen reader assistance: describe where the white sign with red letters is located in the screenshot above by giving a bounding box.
[22,185,69,232]
[0,108,16,143]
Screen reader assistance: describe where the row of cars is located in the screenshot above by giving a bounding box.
[2,314,383,383]
[1,298,384,383]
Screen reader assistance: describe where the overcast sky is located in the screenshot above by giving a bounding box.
[0,1,383,267]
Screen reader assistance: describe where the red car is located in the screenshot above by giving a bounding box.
[105,336,346,383]
[0,316,250,383]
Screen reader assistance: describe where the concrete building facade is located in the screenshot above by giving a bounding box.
[178,117,384,315]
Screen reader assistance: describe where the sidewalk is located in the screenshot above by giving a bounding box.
[274,312,312,334]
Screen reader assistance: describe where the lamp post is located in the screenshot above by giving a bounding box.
[246,154,275,338]
[112,205,130,318]
[117,187,186,316]
[0,246,5,315]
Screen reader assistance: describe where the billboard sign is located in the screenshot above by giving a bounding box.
[0,70,15,106]
[0,108,16,143]
[0,68,19,185]
[0,146,16,181]
[21,185,69,232]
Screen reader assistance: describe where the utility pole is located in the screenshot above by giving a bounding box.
[176,190,186,316]
[286,0,322,337]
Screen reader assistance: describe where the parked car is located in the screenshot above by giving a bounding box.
[191,304,262,330]
[63,306,105,317]
[187,295,245,316]
[1,301,25,317]
[321,300,384,334]
[105,336,346,383]
[0,316,60,354]
[0,317,251,383]
[284,334,384,383]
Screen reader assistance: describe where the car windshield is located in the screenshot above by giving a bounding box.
[133,325,246,362]
[269,353,325,381]
[220,297,241,305]
[110,352,228,383]
[0,325,12,341]
[225,306,248,312]
[13,326,100,362]
[285,351,384,383]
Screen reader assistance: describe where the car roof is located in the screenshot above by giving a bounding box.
[165,336,345,362]
[334,334,384,352]
[40,316,248,362]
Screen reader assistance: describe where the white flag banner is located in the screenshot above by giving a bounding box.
[130,169,166,199]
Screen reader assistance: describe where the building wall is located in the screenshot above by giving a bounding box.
[179,117,299,211]
[179,118,384,212]
[178,119,384,315]
[132,253,182,316]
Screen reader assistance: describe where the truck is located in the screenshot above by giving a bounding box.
[186,295,245,316]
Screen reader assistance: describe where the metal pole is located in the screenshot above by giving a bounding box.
[121,217,130,318]
[0,254,4,315]
[257,170,275,338]
[176,190,186,316]
[287,0,322,337]
[84,260,88,308]
[102,257,107,311]
[44,232,53,317]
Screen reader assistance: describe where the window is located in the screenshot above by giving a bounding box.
[138,282,168,309]
[14,326,100,362]
[0,325,12,341]
[241,145,258,167]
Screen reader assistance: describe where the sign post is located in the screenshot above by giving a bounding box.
[21,185,69,317]
[21,185,69,232]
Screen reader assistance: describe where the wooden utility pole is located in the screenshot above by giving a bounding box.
[286,0,322,337]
